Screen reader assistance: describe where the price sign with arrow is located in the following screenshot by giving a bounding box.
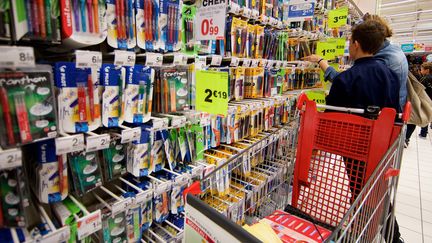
[316,41,337,60]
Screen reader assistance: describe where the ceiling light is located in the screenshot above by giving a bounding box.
[387,9,432,17]
[381,0,416,7]
[388,18,432,25]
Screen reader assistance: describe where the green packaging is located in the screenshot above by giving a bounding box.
[68,151,102,196]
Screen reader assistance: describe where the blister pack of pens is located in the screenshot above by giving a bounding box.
[276,31,288,60]
[54,62,101,133]
[127,126,152,177]
[290,67,321,90]
[263,68,278,97]
[230,17,248,58]
[0,1,11,39]
[100,134,127,181]
[255,25,264,58]
[14,0,61,42]
[60,0,107,47]
[229,67,245,101]
[181,4,198,55]
[123,65,154,124]
[101,64,126,127]
[0,66,57,148]
[153,67,191,113]
[106,0,136,49]
[24,139,68,204]
[159,0,181,52]
[136,0,158,51]
[244,67,264,98]
[68,150,103,196]
[262,28,278,60]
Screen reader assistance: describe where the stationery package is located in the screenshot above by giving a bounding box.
[68,151,103,195]
[106,0,136,49]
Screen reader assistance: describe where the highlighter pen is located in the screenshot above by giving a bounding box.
[0,87,15,145]
[93,0,99,33]
[37,0,46,38]
[115,0,122,39]
[87,74,94,122]
[58,155,64,194]
[25,0,33,35]
[163,78,169,112]
[45,0,52,37]
[13,92,32,143]
[73,0,80,31]
[77,82,87,122]
[80,0,87,32]
[169,79,176,112]
[87,0,93,33]
[32,0,40,36]
[128,0,134,40]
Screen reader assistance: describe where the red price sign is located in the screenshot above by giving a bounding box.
[201,18,219,36]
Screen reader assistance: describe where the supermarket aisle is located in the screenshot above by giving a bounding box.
[396,127,432,243]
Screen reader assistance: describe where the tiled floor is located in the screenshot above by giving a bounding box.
[396,127,432,243]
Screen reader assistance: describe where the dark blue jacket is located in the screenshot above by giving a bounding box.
[326,56,401,113]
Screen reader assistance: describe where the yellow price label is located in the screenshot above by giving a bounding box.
[320,63,339,91]
[316,41,337,60]
[305,90,327,111]
[329,38,346,56]
[328,7,348,28]
[196,70,229,116]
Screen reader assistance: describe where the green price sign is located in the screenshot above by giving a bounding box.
[316,41,337,60]
[328,7,348,28]
[305,90,327,111]
[332,38,346,56]
[196,70,229,116]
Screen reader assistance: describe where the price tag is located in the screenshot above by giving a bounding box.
[242,58,251,67]
[328,7,348,28]
[0,149,22,170]
[258,59,266,67]
[0,46,35,68]
[266,60,274,68]
[75,50,102,68]
[271,87,278,96]
[210,55,222,66]
[228,2,241,14]
[86,134,110,152]
[315,41,337,60]
[329,37,346,56]
[196,70,229,116]
[55,134,85,155]
[112,197,133,216]
[77,210,102,240]
[114,50,136,66]
[121,127,141,143]
[195,56,207,70]
[171,116,187,127]
[145,53,163,66]
[196,0,227,40]
[173,53,188,66]
[230,57,239,66]
[191,165,204,178]
[135,190,153,205]
[251,59,259,67]
[242,8,252,18]
[155,181,172,195]
[41,225,70,243]
[287,0,315,22]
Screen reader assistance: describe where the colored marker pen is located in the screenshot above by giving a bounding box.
[169,79,176,112]
[37,0,46,38]
[0,87,15,145]
[77,82,87,122]
[93,0,99,33]
[73,0,80,31]
[13,92,32,143]
[80,0,87,32]
[45,0,52,37]
[87,0,93,33]
[32,0,40,36]
[87,74,94,122]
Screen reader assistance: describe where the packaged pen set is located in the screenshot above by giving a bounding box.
[136,0,181,52]
[181,4,199,54]
[153,67,191,114]
[106,0,136,49]
[68,150,103,196]
[0,164,29,227]
[101,64,154,126]
[54,62,101,133]
[0,0,11,39]
[0,66,58,148]
[60,0,108,47]
[23,138,68,204]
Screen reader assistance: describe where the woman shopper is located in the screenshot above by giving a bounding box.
[419,62,432,137]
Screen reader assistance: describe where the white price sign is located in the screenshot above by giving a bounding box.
[77,210,102,240]
[251,59,259,67]
[173,53,188,65]
[145,53,163,66]
[41,226,70,243]
[75,50,102,68]
[210,55,222,66]
[271,87,278,96]
[230,57,239,67]
[196,0,227,40]
[0,46,35,68]
[86,134,110,152]
[55,134,85,155]
[112,198,133,216]
[0,149,22,170]
[242,58,251,67]
[114,50,136,66]
[121,127,141,143]
[195,56,207,70]
[259,59,267,67]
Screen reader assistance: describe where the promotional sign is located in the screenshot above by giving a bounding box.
[328,7,348,28]
[196,70,229,116]
[329,38,346,56]
[401,44,414,53]
[287,0,316,22]
[316,40,337,60]
[195,0,227,40]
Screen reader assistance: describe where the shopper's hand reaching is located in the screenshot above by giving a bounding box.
[302,54,322,63]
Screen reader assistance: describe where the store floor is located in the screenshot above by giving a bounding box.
[396,127,432,243]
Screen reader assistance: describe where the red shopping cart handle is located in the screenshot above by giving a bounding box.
[183,181,202,201]
[384,168,400,180]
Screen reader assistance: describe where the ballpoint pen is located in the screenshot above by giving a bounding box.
[169,79,176,112]
[45,0,52,37]
[0,86,15,145]
[32,0,40,36]
[147,78,153,114]
[58,155,64,195]
[80,0,87,32]
[120,0,126,40]
[73,0,80,31]
[117,70,124,119]
[124,0,129,40]
[163,78,169,112]
[142,80,147,116]
[128,0,134,40]
[115,0,122,39]
[24,0,33,35]
[87,0,93,33]
[93,0,99,33]
[13,92,32,143]
[77,82,87,122]
[153,0,158,41]
[36,0,45,38]
[87,74,94,122]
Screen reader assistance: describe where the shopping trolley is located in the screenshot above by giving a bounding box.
[289,93,410,243]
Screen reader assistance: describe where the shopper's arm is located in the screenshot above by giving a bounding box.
[303,54,340,82]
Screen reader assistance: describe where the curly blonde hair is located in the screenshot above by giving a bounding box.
[363,14,393,38]
[421,62,432,73]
